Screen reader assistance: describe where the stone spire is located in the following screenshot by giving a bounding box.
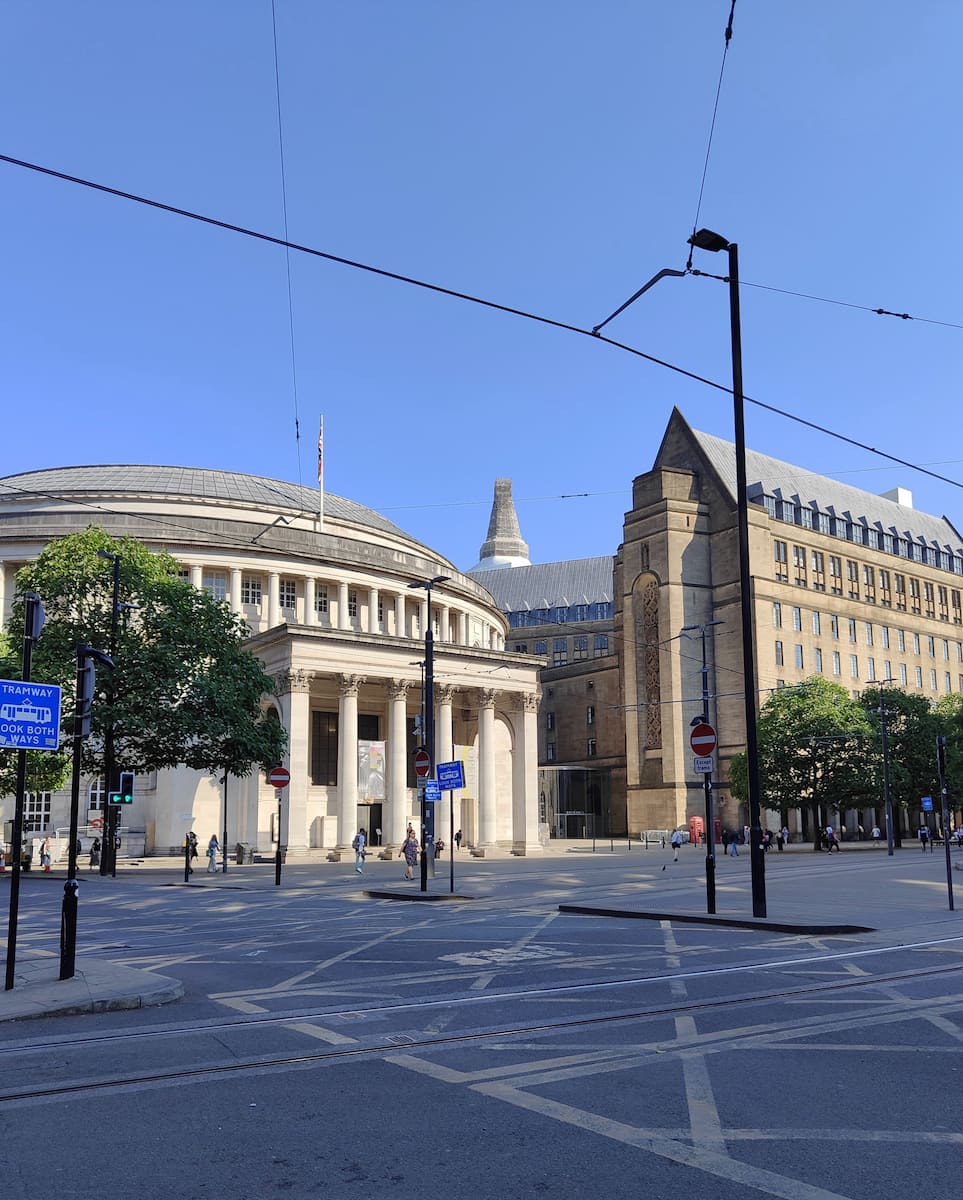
[471,478,530,570]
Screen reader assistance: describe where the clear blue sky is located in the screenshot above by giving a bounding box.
[2,2,960,573]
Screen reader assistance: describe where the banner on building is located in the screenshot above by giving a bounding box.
[358,740,386,801]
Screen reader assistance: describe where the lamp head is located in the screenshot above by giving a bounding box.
[688,228,730,254]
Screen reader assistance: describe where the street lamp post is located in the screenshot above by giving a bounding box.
[682,620,723,914]
[688,229,766,918]
[96,549,121,877]
[408,575,450,892]
[875,678,897,856]
[61,645,113,980]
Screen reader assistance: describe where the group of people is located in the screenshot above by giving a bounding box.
[349,827,465,878]
[185,831,221,874]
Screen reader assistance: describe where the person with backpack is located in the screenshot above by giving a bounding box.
[670,829,683,862]
[352,828,367,874]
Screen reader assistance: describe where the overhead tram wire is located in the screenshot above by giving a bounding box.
[689,269,963,330]
[1,153,962,495]
[270,0,304,487]
[685,0,737,273]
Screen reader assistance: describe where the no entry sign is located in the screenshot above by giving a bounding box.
[413,748,431,778]
[689,723,717,756]
[266,765,291,788]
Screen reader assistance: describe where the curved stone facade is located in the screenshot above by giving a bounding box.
[0,466,543,857]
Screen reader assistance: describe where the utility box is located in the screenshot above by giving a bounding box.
[235,842,253,864]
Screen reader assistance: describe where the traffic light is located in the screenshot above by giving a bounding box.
[108,772,135,805]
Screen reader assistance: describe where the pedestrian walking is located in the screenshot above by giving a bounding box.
[728,832,739,857]
[919,825,931,853]
[399,831,419,880]
[670,829,683,862]
[871,824,881,845]
[39,838,51,871]
[352,828,367,874]
[207,834,220,872]
[89,837,101,870]
[782,826,790,846]
[454,829,462,851]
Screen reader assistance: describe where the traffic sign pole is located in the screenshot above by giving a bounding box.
[266,767,290,885]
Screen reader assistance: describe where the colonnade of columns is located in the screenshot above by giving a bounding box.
[187,563,503,649]
[272,670,539,855]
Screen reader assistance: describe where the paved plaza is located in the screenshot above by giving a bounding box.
[2,841,962,1199]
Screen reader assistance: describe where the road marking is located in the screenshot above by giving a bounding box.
[471,1082,853,1200]
[286,1021,357,1045]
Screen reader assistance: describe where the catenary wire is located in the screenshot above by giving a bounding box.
[686,0,737,271]
[0,153,961,494]
[270,0,304,488]
[689,268,963,330]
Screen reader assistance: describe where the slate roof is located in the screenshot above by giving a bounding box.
[0,465,407,538]
[660,413,963,553]
[470,556,614,613]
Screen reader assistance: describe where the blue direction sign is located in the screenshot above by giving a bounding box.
[0,678,62,750]
[423,780,441,803]
[436,760,465,790]
[921,796,934,812]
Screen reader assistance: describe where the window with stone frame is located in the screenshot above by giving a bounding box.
[242,576,262,606]
[315,584,329,614]
[280,579,297,610]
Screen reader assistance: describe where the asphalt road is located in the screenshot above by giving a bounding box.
[2,845,963,1199]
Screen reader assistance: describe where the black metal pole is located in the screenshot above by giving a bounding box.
[275,789,283,885]
[5,593,42,991]
[222,772,228,873]
[184,832,191,883]
[698,629,717,915]
[938,737,954,911]
[99,552,120,878]
[421,592,434,893]
[729,243,767,918]
[880,693,894,856]
[60,650,87,980]
[449,787,454,894]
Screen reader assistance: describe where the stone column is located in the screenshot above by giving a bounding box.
[478,688,497,847]
[337,674,363,850]
[267,572,280,627]
[368,586,380,634]
[305,577,317,626]
[275,669,312,854]
[230,567,242,615]
[190,565,202,589]
[418,596,428,639]
[437,604,450,644]
[458,611,468,645]
[338,580,350,631]
[387,678,409,847]
[512,691,541,855]
[395,592,406,638]
[436,684,455,843]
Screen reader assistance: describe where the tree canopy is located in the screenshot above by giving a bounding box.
[0,527,286,793]
[729,677,875,844]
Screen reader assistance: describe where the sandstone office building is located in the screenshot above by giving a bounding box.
[477,409,963,841]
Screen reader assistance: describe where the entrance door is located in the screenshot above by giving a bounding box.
[358,804,383,847]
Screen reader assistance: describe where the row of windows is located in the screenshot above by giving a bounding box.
[771,604,963,661]
[761,496,963,575]
[507,603,613,629]
[514,634,609,662]
[772,541,963,620]
[773,641,963,692]
[546,706,595,732]
[546,739,597,762]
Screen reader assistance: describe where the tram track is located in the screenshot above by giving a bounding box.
[3,945,963,1105]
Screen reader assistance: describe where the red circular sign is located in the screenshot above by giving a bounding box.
[267,765,291,788]
[413,749,431,778]
[689,723,717,755]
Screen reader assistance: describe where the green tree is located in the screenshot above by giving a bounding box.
[862,686,941,838]
[729,677,875,848]
[0,527,286,790]
[934,692,963,809]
